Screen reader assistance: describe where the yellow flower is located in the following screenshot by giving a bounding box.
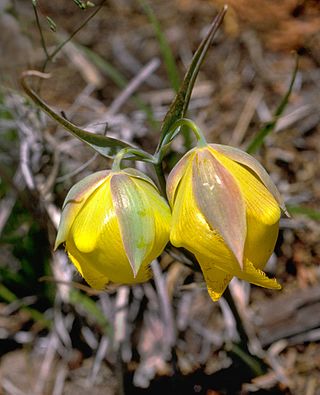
[167,144,284,301]
[55,169,171,289]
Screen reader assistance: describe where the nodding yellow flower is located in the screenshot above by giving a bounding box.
[55,169,171,289]
[167,144,284,301]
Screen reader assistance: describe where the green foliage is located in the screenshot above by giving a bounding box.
[246,55,299,154]
[138,0,180,93]
[21,72,133,158]
[81,46,157,127]
[287,205,320,221]
[0,201,53,312]
[69,290,111,335]
[157,8,227,153]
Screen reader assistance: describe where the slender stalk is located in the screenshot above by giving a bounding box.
[35,0,106,74]
[227,343,264,376]
[154,162,167,198]
[223,288,265,376]
[169,118,207,147]
[32,1,50,59]
[224,287,250,348]
[246,54,299,154]
[155,117,207,164]
[112,148,155,171]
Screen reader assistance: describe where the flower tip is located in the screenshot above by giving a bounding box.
[230,244,245,271]
[130,264,138,279]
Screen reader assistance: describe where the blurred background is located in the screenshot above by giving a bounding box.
[0,1,320,394]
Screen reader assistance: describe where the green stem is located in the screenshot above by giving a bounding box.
[227,343,264,376]
[32,2,50,60]
[223,288,265,376]
[172,118,207,147]
[155,117,207,163]
[111,148,154,171]
[154,162,167,197]
[246,54,299,154]
[224,287,250,349]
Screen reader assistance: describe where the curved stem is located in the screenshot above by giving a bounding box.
[112,148,167,197]
[112,148,154,171]
[33,2,49,60]
[172,118,207,146]
[156,117,207,163]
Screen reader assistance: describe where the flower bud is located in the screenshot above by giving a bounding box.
[167,144,283,301]
[55,169,171,289]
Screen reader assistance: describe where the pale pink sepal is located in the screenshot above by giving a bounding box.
[192,149,247,269]
[210,144,288,215]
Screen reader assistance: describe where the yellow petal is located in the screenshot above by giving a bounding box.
[170,160,235,264]
[54,171,109,250]
[197,253,281,299]
[166,149,196,206]
[66,172,171,286]
[196,257,233,301]
[210,144,285,212]
[69,179,145,284]
[67,239,109,289]
[71,178,115,253]
[209,147,281,268]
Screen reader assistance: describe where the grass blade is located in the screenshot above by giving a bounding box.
[138,0,180,93]
[157,6,227,151]
[287,205,320,221]
[246,55,299,154]
[81,45,157,127]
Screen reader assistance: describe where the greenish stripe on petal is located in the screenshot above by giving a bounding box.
[110,174,155,277]
[192,149,247,269]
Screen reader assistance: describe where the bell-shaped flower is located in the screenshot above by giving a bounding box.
[167,144,284,301]
[55,168,171,289]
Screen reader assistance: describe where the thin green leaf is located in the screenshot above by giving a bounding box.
[73,0,86,9]
[20,71,132,158]
[81,45,157,127]
[156,6,227,152]
[41,1,106,73]
[138,0,180,93]
[0,284,50,328]
[81,46,127,88]
[287,205,320,221]
[46,16,57,32]
[70,289,111,335]
[246,55,299,154]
